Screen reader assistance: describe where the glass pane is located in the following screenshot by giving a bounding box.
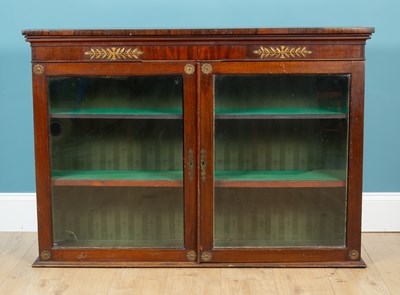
[215,188,346,247]
[214,74,349,248]
[49,76,182,115]
[49,76,184,248]
[215,75,348,116]
[53,187,183,247]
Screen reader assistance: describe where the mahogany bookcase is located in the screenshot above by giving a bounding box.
[23,28,374,267]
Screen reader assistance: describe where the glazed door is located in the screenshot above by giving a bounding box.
[34,63,197,263]
[199,61,364,264]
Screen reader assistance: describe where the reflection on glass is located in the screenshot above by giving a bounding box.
[49,76,182,115]
[50,119,182,175]
[214,75,349,247]
[215,188,346,247]
[53,187,184,248]
[215,75,348,116]
[48,76,184,248]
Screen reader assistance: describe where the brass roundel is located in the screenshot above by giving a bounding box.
[33,64,44,75]
[184,64,195,75]
[40,250,51,261]
[201,63,212,74]
[349,250,360,260]
[186,251,197,262]
[201,252,212,262]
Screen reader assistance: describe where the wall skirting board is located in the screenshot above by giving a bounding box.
[0,192,399,232]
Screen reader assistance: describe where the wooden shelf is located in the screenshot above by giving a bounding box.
[50,108,182,119]
[215,170,346,188]
[54,239,183,248]
[52,170,183,187]
[215,108,347,119]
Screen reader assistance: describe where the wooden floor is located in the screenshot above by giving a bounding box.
[0,233,399,294]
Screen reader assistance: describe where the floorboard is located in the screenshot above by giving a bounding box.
[0,233,398,295]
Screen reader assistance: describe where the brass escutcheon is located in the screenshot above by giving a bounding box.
[188,149,194,181]
[200,148,207,182]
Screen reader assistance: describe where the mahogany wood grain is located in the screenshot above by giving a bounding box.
[346,61,365,259]
[199,64,215,255]
[24,28,373,267]
[182,64,198,254]
[22,27,374,36]
[32,64,53,259]
[33,259,366,268]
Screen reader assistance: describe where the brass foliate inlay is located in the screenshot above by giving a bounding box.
[40,250,51,261]
[349,250,360,260]
[253,45,312,59]
[184,64,195,75]
[201,252,212,262]
[84,47,143,60]
[33,64,44,75]
[77,252,88,260]
[187,251,197,262]
[201,63,212,74]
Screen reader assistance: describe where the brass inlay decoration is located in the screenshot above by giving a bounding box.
[188,149,194,182]
[77,252,87,260]
[253,45,312,59]
[187,251,197,262]
[184,64,195,75]
[33,64,44,75]
[201,252,212,262]
[84,47,143,60]
[349,250,360,260]
[40,250,51,261]
[201,63,212,74]
[200,148,207,182]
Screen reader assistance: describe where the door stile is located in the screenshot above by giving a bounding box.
[183,63,198,255]
[199,63,216,261]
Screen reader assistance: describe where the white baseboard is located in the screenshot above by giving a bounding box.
[0,193,37,231]
[362,192,400,232]
[1,192,399,232]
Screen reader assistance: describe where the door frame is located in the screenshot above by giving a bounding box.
[33,62,198,264]
[198,60,365,265]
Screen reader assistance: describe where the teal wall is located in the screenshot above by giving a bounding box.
[0,0,398,192]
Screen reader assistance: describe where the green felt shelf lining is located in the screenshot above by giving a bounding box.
[215,108,347,116]
[50,108,182,115]
[52,169,345,182]
[52,170,183,181]
[215,170,345,181]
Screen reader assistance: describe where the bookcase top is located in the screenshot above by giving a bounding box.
[23,27,374,38]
